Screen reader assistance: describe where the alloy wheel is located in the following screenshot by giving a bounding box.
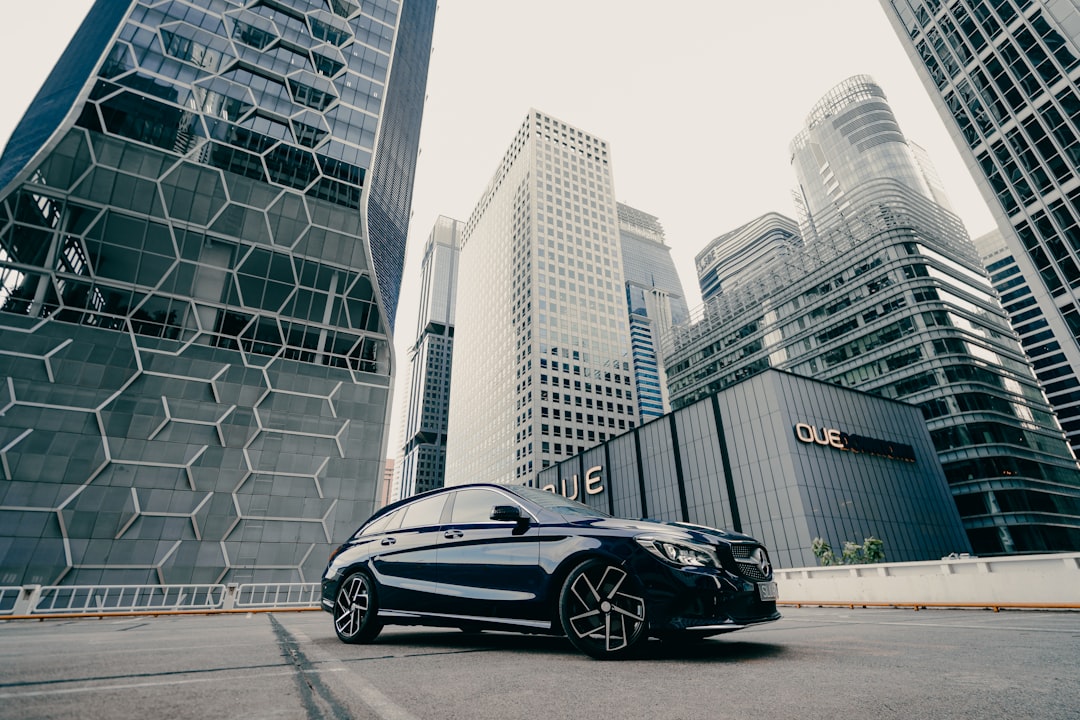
[333,572,382,643]
[560,560,646,659]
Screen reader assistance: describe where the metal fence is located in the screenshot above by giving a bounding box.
[0,586,21,615]
[31,584,227,614]
[1,582,322,617]
[234,582,321,609]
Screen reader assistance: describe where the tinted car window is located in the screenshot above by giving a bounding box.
[357,508,399,537]
[513,486,610,518]
[398,494,447,528]
[450,488,510,523]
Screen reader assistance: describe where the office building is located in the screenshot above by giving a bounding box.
[380,458,395,507]
[0,0,435,586]
[444,110,636,485]
[972,227,1078,427]
[666,76,1080,554]
[695,212,802,303]
[617,203,689,421]
[394,216,460,500]
[536,369,971,568]
[880,0,1080,454]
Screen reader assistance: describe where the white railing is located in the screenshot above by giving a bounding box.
[233,582,321,609]
[2,582,323,616]
[29,584,227,614]
[0,586,22,615]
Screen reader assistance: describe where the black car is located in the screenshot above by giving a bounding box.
[321,483,780,659]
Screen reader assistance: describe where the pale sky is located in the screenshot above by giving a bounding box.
[0,1,999,461]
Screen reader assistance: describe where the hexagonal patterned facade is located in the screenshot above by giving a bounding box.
[0,0,435,586]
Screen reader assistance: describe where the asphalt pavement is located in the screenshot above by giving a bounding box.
[1,606,1077,719]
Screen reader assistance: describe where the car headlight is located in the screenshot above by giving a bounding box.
[636,535,720,568]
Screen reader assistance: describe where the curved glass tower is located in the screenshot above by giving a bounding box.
[668,76,1080,555]
[0,0,435,586]
[695,212,802,303]
[790,75,938,233]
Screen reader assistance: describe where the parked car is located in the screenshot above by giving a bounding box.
[321,483,780,659]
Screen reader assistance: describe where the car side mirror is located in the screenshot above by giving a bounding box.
[491,505,527,523]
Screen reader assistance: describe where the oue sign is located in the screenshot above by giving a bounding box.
[542,465,604,500]
[793,423,916,463]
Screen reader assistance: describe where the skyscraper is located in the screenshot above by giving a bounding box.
[394,216,459,500]
[790,75,942,223]
[695,212,802,303]
[879,0,1080,455]
[667,76,1080,554]
[0,0,435,586]
[444,110,636,485]
[617,202,688,421]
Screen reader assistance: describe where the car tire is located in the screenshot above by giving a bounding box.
[559,558,646,660]
[333,571,383,644]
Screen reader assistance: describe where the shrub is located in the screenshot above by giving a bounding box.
[812,536,885,566]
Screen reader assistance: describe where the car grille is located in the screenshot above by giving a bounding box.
[730,543,772,582]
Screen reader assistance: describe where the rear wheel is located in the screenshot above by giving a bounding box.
[333,571,382,644]
[559,558,646,659]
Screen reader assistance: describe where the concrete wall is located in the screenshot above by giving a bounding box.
[775,552,1080,606]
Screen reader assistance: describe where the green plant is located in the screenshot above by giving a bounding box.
[811,537,837,566]
[812,536,885,566]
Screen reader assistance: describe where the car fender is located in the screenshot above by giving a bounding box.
[538,539,637,612]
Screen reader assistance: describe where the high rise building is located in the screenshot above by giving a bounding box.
[394,216,459,500]
[790,75,945,224]
[380,458,395,507]
[617,203,688,421]
[0,0,435,586]
[444,110,636,485]
[695,212,802,303]
[667,76,1080,555]
[879,0,1080,455]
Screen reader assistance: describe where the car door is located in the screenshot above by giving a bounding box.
[435,488,545,622]
[369,492,447,612]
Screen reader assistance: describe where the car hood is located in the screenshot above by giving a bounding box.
[571,516,759,545]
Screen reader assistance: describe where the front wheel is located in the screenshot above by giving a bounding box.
[333,571,382,644]
[559,558,646,659]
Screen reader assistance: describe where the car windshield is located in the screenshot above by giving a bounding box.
[511,486,611,519]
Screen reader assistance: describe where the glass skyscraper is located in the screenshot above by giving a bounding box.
[879,0,1080,455]
[667,76,1080,555]
[695,212,803,304]
[617,203,688,422]
[445,110,636,485]
[0,0,435,586]
[393,216,459,500]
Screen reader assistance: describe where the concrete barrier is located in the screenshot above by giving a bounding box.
[775,552,1080,608]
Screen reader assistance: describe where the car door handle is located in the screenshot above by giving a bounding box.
[443,530,464,539]
[380,537,396,546]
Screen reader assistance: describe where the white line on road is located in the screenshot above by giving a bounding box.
[0,666,344,700]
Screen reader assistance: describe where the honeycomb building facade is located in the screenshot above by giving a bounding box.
[0,0,435,586]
